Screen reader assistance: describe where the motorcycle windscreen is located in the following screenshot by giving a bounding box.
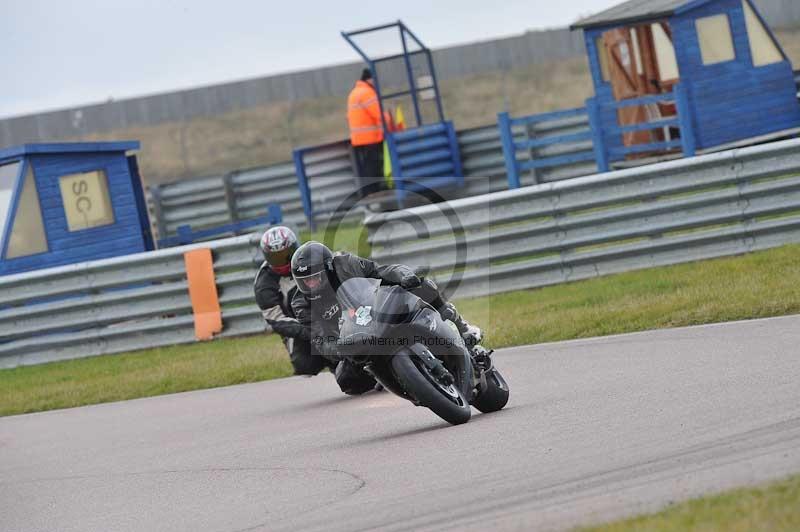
[336,278,419,352]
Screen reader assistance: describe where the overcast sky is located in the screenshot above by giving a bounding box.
[1,0,620,118]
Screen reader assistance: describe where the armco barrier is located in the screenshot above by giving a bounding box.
[147,101,711,241]
[148,162,304,241]
[458,124,529,196]
[11,138,800,367]
[156,204,283,248]
[293,140,359,231]
[366,138,800,300]
[151,124,511,235]
[0,234,266,368]
[292,125,532,227]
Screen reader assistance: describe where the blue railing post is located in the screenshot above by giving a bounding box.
[267,203,283,225]
[157,210,284,248]
[445,121,464,186]
[586,97,610,172]
[176,225,193,245]
[497,112,520,189]
[675,84,697,158]
[292,148,316,231]
[399,25,423,128]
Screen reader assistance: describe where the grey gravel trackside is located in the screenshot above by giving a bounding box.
[2,315,800,532]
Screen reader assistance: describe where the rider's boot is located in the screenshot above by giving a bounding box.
[470,344,494,372]
[440,303,495,380]
[441,303,483,346]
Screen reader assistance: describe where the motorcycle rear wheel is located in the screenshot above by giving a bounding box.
[391,352,472,425]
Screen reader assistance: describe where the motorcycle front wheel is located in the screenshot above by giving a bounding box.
[391,351,472,425]
[473,368,510,413]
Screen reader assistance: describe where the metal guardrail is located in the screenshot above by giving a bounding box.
[11,138,800,367]
[148,162,304,241]
[458,124,527,196]
[0,235,266,368]
[148,95,722,240]
[288,127,519,228]
[293,140,360,231]
[148,122,567,239]
[527,113,597,183]
[365,138,800,300]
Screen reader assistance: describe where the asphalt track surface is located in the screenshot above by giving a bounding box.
[3,315,800,532]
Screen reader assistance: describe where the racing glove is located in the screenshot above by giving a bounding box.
[400,273,422,290]
[313,335,342,361]
[269,318,310,341]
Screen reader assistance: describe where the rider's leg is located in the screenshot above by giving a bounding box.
[410,278,483,345]
[286,337,332,376]
[334,359,378,395]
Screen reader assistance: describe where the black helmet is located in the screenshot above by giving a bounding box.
[259,226,299,276]
[291,241,333,300]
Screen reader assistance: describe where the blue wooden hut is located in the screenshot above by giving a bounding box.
[571,0,800,170]
[0,142,154,275]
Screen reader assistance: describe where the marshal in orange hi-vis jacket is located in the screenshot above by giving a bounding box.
[347,79,384,146]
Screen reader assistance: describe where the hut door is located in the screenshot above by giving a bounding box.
[603,28,659,149]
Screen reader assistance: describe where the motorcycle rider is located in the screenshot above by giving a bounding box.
[290,241,485,394]
[254,226,336,376]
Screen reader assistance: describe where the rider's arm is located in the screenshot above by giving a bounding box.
[338,253,418,287]
[286,292,313,341]
[255,267,308,339]
[291,294,340,360]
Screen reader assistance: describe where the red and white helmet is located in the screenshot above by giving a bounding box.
[259,226,299,276]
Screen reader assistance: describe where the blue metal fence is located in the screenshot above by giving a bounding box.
[587,85,697,172]
[386,121,464,206]
[292,140,358,231]
[498,107,595,188]
[500,86,699,182]
[293,123,464,228]
[157,204,282,247]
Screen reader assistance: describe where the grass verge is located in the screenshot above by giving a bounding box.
[2,244,800,416]
[300,223,372,258]
[580,474,800,532]
[456,243,800,347]
[0,335,292,417]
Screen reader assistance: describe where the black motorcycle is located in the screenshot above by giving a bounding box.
[335,277,509,425]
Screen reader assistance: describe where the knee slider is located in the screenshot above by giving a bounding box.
[292,358,323,376]
[335,362,376,395]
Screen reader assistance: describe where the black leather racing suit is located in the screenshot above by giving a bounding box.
[253,262,335,376]
[291,252,467,395]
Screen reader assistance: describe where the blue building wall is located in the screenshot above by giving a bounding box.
[0,146,150,275]
[581,0,800,160]
[671,0,800,149]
